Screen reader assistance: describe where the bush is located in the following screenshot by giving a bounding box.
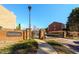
[0,39,38,54]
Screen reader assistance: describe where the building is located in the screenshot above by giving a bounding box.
[0,5,16,29]
[47,22,65,32]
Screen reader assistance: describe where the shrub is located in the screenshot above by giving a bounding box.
[0,39,38,54]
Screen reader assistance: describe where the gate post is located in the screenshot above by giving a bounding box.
[64,31,66,38]
[23,30,26,40]
[26,29,32,39]
[31,31,34,39]
[39,29,45,40]
[26,29,29,39]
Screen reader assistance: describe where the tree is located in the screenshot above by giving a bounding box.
[66,7,79,32]
[16,24,21,30]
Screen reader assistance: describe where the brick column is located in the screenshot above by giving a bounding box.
[26,29,29,39]
[26,29,32,39]
[39,29,45,40]
[31,31,34,39]
[23,30,26,40]
[64,31,66,38]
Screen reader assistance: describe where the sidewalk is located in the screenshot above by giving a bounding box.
[34,39,57,54]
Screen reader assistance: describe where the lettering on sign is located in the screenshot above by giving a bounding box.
[7,31,22,37]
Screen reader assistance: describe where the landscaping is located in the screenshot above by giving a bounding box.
[46,40,75,54]
[0,39,38,54]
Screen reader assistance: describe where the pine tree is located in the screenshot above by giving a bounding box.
[16,24,21,30]
[66,7,79,32]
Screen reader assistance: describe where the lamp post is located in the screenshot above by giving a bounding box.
[28,5,32,39]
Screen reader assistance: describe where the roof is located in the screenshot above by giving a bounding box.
[49,22,64,26]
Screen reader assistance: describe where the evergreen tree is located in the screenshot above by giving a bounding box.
[66,7,79,32]
[16,24,21,30]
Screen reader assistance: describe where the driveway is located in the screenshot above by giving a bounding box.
[34,39,57,54]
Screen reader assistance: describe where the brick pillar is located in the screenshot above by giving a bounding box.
[39,29,45,40]
[64,31,66,38]
[23,30,26,40]
[26,29,32,39]
[26,29,29,39]
[31,31,34,39]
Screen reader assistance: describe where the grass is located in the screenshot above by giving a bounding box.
[0,39,38,54]
[46,40,75,54]
[47,40,62,46]
[0,47,12,54]
[65,36,79,40]
[72,37,79,40]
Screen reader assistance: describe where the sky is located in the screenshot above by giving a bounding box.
[2,4,79,29]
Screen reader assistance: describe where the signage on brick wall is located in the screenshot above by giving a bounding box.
[7,31,22,37]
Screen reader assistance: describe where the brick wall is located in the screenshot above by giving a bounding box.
[0,29,26,40]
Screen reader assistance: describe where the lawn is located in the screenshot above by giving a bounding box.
[0,39,38,54]
[46,40,75,54]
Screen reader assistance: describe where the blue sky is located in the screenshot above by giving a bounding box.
[2,4,79,29]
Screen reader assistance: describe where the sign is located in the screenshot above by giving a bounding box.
[7,31,22,37]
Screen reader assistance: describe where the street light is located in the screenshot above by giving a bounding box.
[28,5,32,39]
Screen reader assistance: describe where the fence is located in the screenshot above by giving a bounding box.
[66,31,79,38]
[2,29,77,40]
[0,29,35,40]
[0,29,46,40]
[46,31,64,38]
